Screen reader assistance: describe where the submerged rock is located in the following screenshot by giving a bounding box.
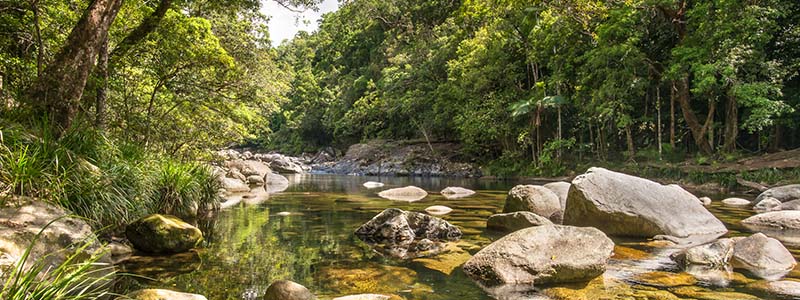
[563,167,727,241]
[755,184,800,203]
[462,225,613,286]
[424,205,453,215]
[745,280,800,298]
[317,264,416,295]
[362,181,385,189]
[502,185,561,222]
[722,197,751,206]
[126,214,203,253]
[332,295,397,300]
[354,208,461,246]
[377,186,428,202]
[126,289,207,300]
[670,238,734,268]
[486,211,552,233]
[440,187,476,199]
[263,280,314,300]
[731,233,796,280]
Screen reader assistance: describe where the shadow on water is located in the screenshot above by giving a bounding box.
[117,174,800,300]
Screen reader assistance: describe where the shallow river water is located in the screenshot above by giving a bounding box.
[119,174,800,300]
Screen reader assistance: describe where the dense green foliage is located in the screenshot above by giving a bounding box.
[269,0,800,174]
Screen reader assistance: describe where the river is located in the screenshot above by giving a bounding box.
[118,174,800,299]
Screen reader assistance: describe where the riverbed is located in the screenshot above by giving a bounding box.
[118,174,800,299]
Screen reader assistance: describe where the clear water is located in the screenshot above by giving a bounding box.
[118,174,800,300]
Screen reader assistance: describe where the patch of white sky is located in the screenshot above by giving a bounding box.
[261,0,340,47]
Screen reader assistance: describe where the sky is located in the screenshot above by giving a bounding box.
[261,0,341,47]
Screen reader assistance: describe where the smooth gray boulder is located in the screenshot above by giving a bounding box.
[226,160,271,180]
[377,186,428,202]
[755,184,800,203]
[126,289,207,300]
[503,185,561,222]
[543,181,571,209]
[441,187,476,199]
[220,177,250,192]
[722,197,751,206]
[263,154,307,174]
[354,208,461,245]
[670,238,734,268]
[563,168,727,241]
[462,225,613,286]
[754,197,782,211]
[265,173,290,194]
[779,199,800,210]
[486,211,552,233]
[263,280,314,300]
[732,233,797,280]
[741,211,800,231]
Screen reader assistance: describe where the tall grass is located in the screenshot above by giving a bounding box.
[0,219,116,300]
[0,119,220,229]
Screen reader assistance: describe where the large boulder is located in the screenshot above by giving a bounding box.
[741,211,800,231]
[753,198,781,211]
[263,280,314,300]
[265,173,290,194]
[778,199,800,211]
[543,181,571,209]
[731,233,796,280]
[354,208,461,245]
[503,185,561,222]
[377,186,428,202]
[126,214,203,253]
[563,168,727,241]
[462,225,613,286]
[670,238,734,268]
[0,201,111,276]
[126,289,207,300]
[755,184,800,203]
[486,211,553,233]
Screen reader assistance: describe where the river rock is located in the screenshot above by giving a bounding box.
[424,205,453,215]
[462,225,613,286]
[227,169,247,182]
[377,186,428,202]
[753,197,781,211]
[221,177,250,192]
[543,181,571,208]
[670,238,734,268]
[0,201,112,276]
[741,211,800,231]
[441,187,476,199]
[266,173,289,193]
[226,160,271,180]
[755,184,800,203]
[731,233,796,280]
[503,185,561,222]
[355,208,461,245]
[126,214,203,253]
[263,280,314,300]
[363,181,385,189]
[722,197,751,206]
[247,175,265,185]
[699,197,712,206]
[263,154,306,174]
[563,167,727,241]
[486,211,553,233]
[333,295,396,300]
[778,199,800,210]
[126,289,208,300]
[745,280,800,298]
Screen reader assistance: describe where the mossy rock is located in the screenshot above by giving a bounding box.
[669,286,760,300]
[126,214,203,254]
[317,264,416,295]
[634,271,697,288]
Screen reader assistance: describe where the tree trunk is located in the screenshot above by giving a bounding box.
[95,37,109,130]
[625,124,635,161]
[722,92,738,152]
[670,83,676,148]
[31,0,44,77]
[674,76,713,154]
[657,85,662,160]
[27,0,124,136]
[110,0,172,60]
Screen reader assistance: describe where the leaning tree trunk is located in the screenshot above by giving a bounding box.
[95,37,109,130]
[27,0,123,136]
[674,76,713,154]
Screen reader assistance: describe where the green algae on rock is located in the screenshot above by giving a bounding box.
[126,214,203,253]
